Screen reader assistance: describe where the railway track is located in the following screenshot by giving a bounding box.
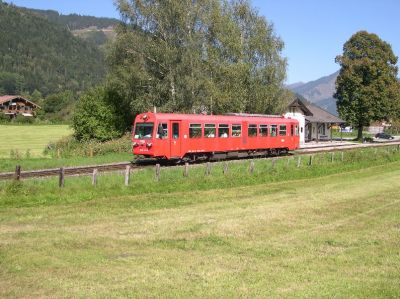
[1,140,399,181]
[0,162,137,181]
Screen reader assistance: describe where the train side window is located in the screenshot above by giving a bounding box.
[218,124,229,138]
[270,125,277,137]
[295,125,299,136]
[204,124,216,138]
[290,125,294,136]
[259,125,268,137]
[157,123,168,139]
[172,123,179,139]
[279,125,287,136]
[248,124,257,137]
[232,124,241,137]
[189,124,202,138]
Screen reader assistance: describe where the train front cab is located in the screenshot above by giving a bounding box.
[132,113,183,160]
[132,113,156,158]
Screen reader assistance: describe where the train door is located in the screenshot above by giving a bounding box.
[242,121,248,146]
[170,121,181,158]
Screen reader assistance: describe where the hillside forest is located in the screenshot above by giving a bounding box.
[0,1,113,121]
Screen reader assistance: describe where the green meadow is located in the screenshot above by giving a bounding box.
[0,148,399,298]
[0,125,72,158]
[0,125,133,172]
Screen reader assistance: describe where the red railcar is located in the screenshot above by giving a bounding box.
[132,112,300,162]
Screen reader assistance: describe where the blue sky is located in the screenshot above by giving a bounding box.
[6,0,400,84]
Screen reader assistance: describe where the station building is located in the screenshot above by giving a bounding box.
[285,96,345,144]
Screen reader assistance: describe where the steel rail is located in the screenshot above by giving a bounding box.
[0,162,137,181]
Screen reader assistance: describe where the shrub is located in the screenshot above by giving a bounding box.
[0,113,10,123]
[10,149,22,159]
[72,86,128,142]
[13,114,35,124]
[44,134,131,158]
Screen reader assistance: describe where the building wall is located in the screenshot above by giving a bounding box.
[367,126,384,134]
[0,99,37,116]
[285,112,305,144]
[306,123,331,141]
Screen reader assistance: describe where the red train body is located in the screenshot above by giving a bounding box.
[132,112,300,162]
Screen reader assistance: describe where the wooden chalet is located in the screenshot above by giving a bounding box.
[286,96,345,143]
[0,95,41,118]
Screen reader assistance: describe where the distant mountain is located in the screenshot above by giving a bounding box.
[19,7,120,30]
[288,71,339,115]
[286,82,305,90]
[17,6,120,47]
[0,2,106,96]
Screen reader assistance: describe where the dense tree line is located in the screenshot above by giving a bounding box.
[73,0,289,140]
[0,2,106,97]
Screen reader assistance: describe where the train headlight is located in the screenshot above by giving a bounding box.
[132,142,139,148]
[146,143,152,148]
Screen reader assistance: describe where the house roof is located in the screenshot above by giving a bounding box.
[287,96,345,124]
[0,95,41,108]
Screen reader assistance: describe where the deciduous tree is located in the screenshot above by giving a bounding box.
[110,0,287,116]
[334,31,400,140]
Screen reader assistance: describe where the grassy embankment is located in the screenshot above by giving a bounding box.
[0,147,399,298]
[0,125,133,172]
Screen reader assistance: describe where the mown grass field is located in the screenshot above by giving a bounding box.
[0,125,72,158]
[0,149,399,298]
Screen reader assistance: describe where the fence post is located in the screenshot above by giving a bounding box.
[155,164,161,181]
[183,163,189,177]
[271,158,276,170]
[308,155,313,166]
[59,167,65,188]
[14,165,21,181]
[205,162,211,176]
[223,162,228,175]
[57,148,61,159]
[249,161,255,174]
[92,168,98,187]
[341,152,344,162]
[125,165,131,186]
[297,156,301,168]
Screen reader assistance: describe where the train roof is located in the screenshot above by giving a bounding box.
[136,112,298,123]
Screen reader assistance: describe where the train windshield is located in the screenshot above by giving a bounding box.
[134,122,154,139]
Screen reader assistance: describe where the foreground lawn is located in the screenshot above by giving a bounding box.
[0,158,399,297]
[0,125,72,158]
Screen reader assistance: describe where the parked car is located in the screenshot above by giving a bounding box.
[375,132,394,139]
